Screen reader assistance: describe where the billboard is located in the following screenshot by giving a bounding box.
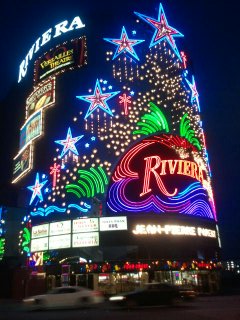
[99,216,127,231]
[31,224,49,239]
[12,144,33,183]
[31,237,48,252]
[34,37,87,84]
[19,110,42,150]
[72,218,99,233]
[49,220,71,236]
[72,232,99,247]
[26,77,56,119]
[49,234,71,250]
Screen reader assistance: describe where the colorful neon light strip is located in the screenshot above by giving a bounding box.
[107,178,215,219]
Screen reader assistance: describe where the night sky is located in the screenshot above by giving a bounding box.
[0,0,239,260]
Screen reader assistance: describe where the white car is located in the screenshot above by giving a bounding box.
[23,286,105,310]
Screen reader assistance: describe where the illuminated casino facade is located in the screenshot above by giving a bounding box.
[13,3,221,292]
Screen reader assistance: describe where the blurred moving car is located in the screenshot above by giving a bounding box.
[23,286,104,310]
[109,283,180,308]
[176,284,197,300]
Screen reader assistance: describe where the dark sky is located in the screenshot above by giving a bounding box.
[0,0,239,260]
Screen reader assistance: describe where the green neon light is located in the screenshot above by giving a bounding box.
[23,228,30,243]
[98,166,108,185]
[133,102,169,136]
[77,180,91,197]
[79,170,99,195]
[0,238,5,256]
[66,188,81,198]
[149,102,170,132]
[66,184,86,197]
[66,167,108,199]
[79,174,95,197]
[180,113,201,150]
[90,167,103,193]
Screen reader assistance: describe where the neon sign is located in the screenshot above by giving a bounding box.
[19,110,42,151]
[132,224,216,238]
[26,78,56,119]
[34,37,86,84]
[18,16,85,82]
[140,156,204,197]
[107,135,216,220]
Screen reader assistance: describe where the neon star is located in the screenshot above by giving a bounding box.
[134,3,183,60]
[27,173,48,205]
[76,79,120,119]
[55,127,83,157]
[119,93,132,115]
[186,76,200,111]
[104,26,144,61]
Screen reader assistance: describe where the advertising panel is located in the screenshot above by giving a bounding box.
[31,237,48,252]
[12,144,33,183]
[31,224,49,239]
[49,220,71,236]
[99,216,127,231]
[26,78,55,119]
[72,218,99,233]
[72,232,99,247]
[20,110,42,150]
[49,234,71,250]
[34,37,87,84]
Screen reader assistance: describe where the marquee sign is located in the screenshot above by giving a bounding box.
[18,16,85,83]
[132,224,216,238]
[107,135,215,220]
[34,37,87,84]
[12,144,33,183]
[26,77,56,119]
[19,110,43,151]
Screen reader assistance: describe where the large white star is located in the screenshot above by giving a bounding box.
[104,26,144,61]
[55,127,83,157]
[76,79,120,119]
[27,173,48,205]
[134,3,183,60]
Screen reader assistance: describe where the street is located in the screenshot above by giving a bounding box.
[0,295,240,320]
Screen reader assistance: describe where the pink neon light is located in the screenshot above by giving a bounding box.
[50,163,61,187]
[180,51,187,68]
[140,156,177,197]
[119,93,131,115]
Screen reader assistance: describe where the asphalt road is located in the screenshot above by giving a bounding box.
[0,295,240,320]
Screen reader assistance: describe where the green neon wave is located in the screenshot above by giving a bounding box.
[133,102,169,136]
[180,113,201,150]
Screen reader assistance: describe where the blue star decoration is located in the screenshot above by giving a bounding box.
[103,26,144,61]
[134,3,183,60]
[186,76,200,111]
[55,127,83,157]
[27,173,48,205]
[76,79,120,119]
